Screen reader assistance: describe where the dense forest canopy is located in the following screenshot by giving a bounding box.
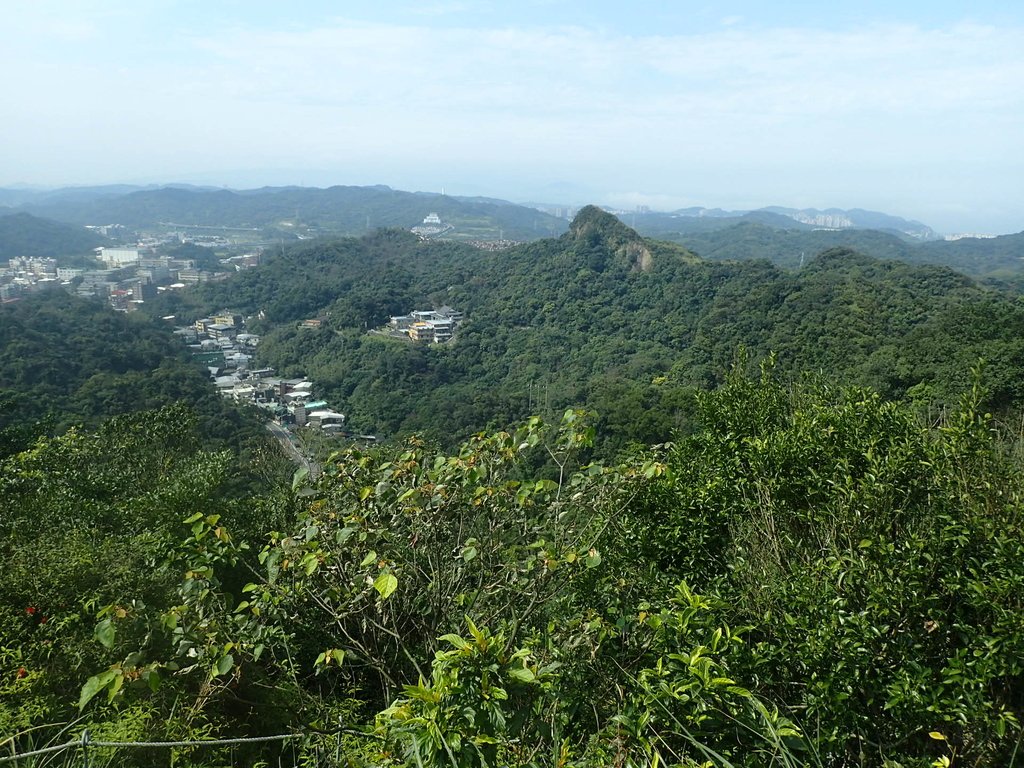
[0,292,280,484]
[154,207,1024,451]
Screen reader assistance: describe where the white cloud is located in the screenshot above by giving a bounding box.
[156,17,1024,172]
[2,11,1023,230]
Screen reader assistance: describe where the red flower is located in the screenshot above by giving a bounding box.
[16,667,27,679]
[25,606,36,615]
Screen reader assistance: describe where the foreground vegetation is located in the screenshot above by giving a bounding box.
[4,364,1024,766]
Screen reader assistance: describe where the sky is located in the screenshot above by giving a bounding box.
[2,1,1023,233]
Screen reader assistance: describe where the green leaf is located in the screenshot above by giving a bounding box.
[466,616,485,645]
[360,551,377,567]
[78,670,117,711]
[440,633,470,649]
[461,545,478,562]
[107,671,124,702]
[373,572,398,600]
[291,465,309,490]
[301,552,320,575]
[215,654,235,676]
[95,618,116,649]
[508,667,536,683]
[143,668,161,693]
[585,548,602,568]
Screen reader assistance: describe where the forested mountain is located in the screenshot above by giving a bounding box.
[0,212,107,261]
[155,207,1024,453]
[0,292,273,467]
[14,185,567,241]
[643,221,916,268]
[917,231,1024,281]
[622,208,815,235]
[630,216,1024,282]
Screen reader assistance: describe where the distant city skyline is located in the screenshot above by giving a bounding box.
[2,1,1023,234]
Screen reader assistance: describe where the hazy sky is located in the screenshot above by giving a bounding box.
[3,1,1023,233]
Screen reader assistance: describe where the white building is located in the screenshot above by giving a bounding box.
[99,247,140,267]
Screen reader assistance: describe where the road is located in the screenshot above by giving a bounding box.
[265,421,321,481]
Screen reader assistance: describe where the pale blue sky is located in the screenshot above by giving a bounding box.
[2,1,1023,233]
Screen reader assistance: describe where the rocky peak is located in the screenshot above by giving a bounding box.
[569,205,653,272]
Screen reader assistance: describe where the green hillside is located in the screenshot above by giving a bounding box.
[5,362,1024,767]
[156,207,1024,454]
[0,292,273,467]
[0,211,106,262]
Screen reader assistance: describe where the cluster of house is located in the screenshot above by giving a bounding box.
[219,373,349,432]
[174,311,260,374]
[0,251,210,307]
[85,246,258,311]
[1,239,260,308]
[176,309,354,435]
[387,306,464,343]
[0,257,66,301]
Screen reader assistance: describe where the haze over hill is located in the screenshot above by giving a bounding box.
[640,205,940,240]
[0,211,107,260]
[0,184,567,242]
[4,184,1023,287]
[5,183,1021,239]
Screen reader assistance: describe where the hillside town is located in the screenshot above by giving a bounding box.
[179,310,344,429]
[168,303,466,471]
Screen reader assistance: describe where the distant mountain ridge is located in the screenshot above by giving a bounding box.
[624,216,1024,284]
[646,205,939,240]
[1,184,567,242]
[1,184,946,239]
[762,206,938,239]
